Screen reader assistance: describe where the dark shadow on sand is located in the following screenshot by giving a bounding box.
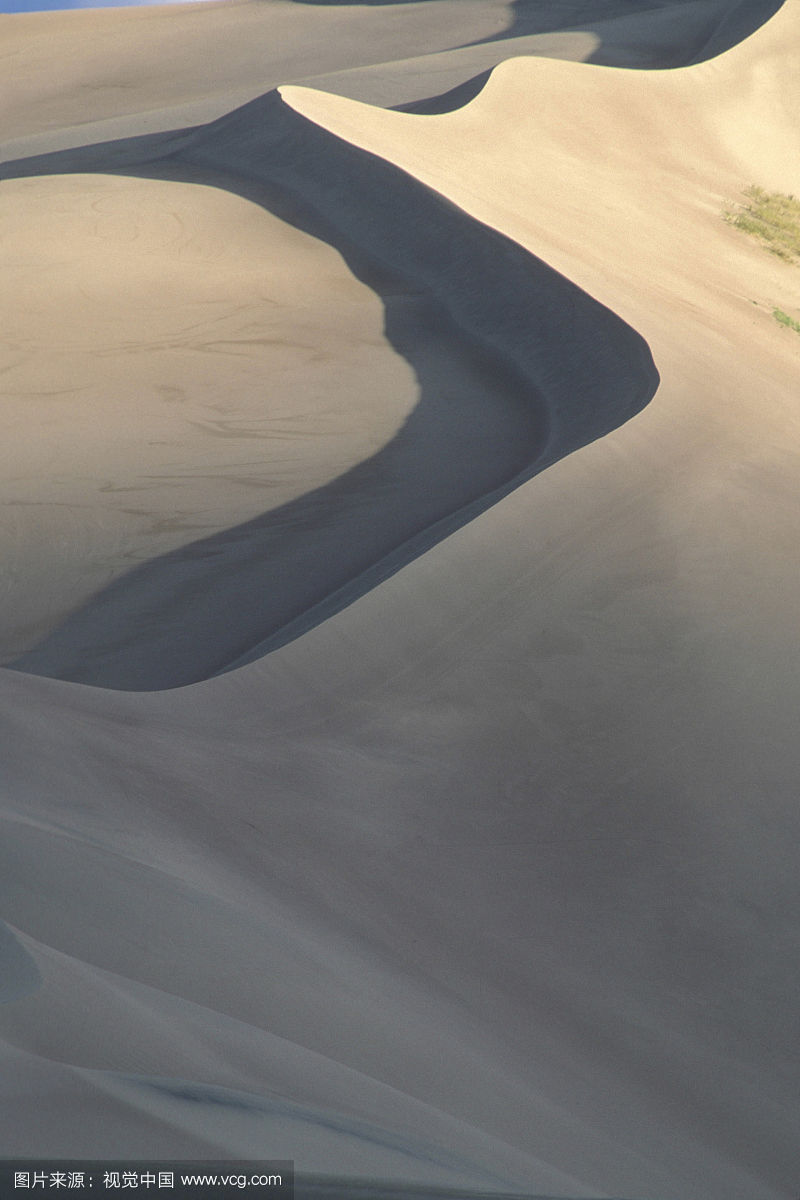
[1,92,657,690]
[493,0,783,64]
[398,0,785,117]
[288,0,784,76]
[293,1,789,116]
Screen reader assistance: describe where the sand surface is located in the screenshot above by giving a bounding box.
[1,2,798,1198]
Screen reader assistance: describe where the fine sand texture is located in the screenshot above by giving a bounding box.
[1,3,799,1199]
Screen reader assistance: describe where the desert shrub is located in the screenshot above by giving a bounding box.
[773,307,800,333]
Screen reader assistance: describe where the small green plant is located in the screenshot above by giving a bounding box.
[773,307,800,334]
[725,185,800,263]
[724,187,800,341]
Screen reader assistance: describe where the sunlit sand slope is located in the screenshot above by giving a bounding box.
[1,4,799,1200]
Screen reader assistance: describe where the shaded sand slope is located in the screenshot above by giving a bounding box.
[2,4,800,1200]
[0,921,41,1006]
[0,168,424,663]
[2,97,656,688]
[0,0,513,146]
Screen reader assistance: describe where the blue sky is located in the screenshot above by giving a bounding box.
[1,0,216,11]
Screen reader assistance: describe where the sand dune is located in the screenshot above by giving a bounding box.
[1,93,656,686]
[1,2,799,1198]
[0,0,782,156]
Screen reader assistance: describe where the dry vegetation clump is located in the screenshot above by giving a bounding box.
[726,185,800,263]
[726,186,800,334]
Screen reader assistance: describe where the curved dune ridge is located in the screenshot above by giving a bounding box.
[0,920,42,1005]
[0,0,792,690]
[1,93,657,689]
[1,3,800,1200]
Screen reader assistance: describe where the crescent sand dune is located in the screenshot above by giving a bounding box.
[0,99,657,687]
[1,2,800,1200]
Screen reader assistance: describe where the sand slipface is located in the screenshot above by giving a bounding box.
[1,92,657,688]
[1,3,800,1200]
